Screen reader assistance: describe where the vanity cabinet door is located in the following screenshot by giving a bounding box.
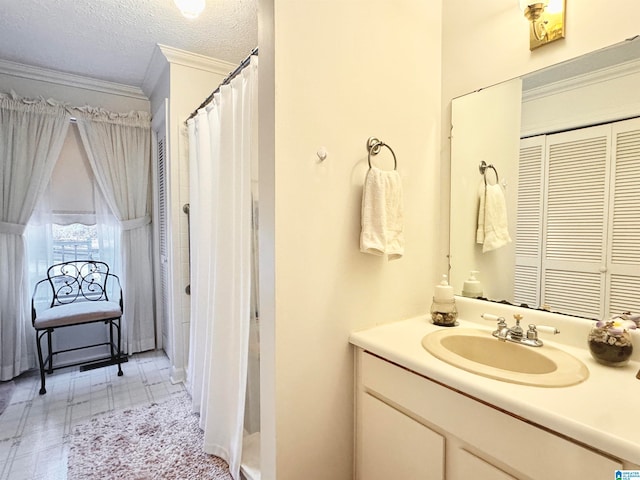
[358,392,445,480]
[447,447,516,480]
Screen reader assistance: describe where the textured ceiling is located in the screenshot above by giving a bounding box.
[0,0,258,88]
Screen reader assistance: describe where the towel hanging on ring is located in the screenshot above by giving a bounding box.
[360,137,404,260]
[477,181,511,253]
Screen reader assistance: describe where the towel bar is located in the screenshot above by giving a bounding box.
[479,160,499,185]
[367,137,397,170]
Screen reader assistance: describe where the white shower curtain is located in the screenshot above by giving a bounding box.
[187,55,259,479]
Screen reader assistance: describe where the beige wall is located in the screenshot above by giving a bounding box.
[442,1,640,100]
[259,1,441,478]
[440,1,640,275]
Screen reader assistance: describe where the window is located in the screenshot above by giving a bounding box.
[27,123,119,286]
[52,223,100,262]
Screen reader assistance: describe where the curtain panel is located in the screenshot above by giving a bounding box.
[74,108,155,354]
[0,93,71,380]
[187,55,259,480]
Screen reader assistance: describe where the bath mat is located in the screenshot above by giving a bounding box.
[68,392,232,480]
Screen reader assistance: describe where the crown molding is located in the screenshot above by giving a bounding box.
[522,58,640,102]
[0,58,147,100]
[521,58,640,137]
[142,44,236,99]
[141,45,171,97]
[158,44,236,75]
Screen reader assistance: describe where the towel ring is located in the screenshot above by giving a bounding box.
[479,160,499,185]
[367,137,397,170]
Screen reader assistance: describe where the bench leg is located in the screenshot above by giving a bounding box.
[109,320,115,361]
[46,329,54,374]
[116,318,123,376]
[35,330,47,395]
[109,318,124,377]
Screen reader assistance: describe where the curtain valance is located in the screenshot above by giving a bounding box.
[0,91,69,117]
[72,106,151,128]
[0,90,151,127]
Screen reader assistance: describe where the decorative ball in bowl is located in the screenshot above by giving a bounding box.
[587,313,638,367]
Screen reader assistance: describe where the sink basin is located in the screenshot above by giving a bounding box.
[422,328,589,387]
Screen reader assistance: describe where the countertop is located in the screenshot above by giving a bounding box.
[350,306,640,465]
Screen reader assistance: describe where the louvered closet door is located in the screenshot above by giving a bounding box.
[514,136,545,308]
[541,125,611,319]
[608,118,640,317]
[157,132,171,353]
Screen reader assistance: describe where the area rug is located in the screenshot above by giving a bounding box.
[68,392,232,480]
[0,380,15,416]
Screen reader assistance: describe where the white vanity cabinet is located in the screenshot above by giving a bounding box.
[355,349,625,480]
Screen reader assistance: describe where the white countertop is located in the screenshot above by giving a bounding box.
[350,301,640,465]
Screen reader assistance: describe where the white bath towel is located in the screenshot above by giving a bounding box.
[476,182,511,253]
[360,167,404,260]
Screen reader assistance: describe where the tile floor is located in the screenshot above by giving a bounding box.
[0,350,185,480]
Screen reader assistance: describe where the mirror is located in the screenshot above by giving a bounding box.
[450,36,640,321]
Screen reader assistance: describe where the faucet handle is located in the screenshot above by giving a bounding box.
[526,324,538,341]
[526,324,559,341]
[535,325,560,335]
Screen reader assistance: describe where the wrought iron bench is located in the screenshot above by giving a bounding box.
[31,260,125,394]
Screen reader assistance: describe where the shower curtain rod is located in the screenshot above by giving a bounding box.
[185,47,259,123]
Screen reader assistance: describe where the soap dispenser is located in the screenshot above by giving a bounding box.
[431,274,458,327]
[462,270,483,298]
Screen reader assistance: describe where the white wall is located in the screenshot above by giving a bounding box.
[168,63,229,381]
[259,1,441,478]
[440,0,640,277]
[449,79,522,300]
[145,48,236,382]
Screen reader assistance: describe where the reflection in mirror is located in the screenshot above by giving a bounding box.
[450,37,640,321]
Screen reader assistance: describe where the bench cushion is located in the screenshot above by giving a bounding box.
[34,301,122,329]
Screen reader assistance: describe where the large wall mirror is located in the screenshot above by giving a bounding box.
[450,36,640,321]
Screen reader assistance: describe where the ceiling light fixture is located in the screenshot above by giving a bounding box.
[519,0,566,50]
[174,0,205,19]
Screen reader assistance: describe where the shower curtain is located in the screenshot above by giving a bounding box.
[186,55,259,480]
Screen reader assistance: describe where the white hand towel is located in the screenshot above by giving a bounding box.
[360,167,404,260]
[476,182,511,253]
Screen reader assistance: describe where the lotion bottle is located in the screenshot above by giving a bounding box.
[430,274,458,326]
[462,270,483,298]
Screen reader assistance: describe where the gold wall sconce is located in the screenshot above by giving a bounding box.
[519,0,566,50]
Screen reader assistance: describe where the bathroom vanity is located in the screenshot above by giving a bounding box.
[350,298,640,479]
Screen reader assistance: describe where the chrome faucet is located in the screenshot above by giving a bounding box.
[491,314,559,347]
